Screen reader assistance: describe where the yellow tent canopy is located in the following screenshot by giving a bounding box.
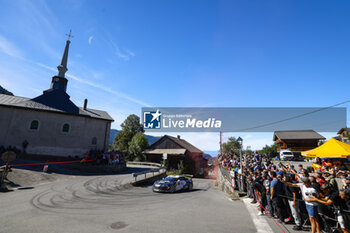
[302,138,350,158]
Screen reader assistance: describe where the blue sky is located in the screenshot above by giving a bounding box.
[0,0,349,153]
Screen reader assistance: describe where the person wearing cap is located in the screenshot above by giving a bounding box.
[276,171,284,179]
[284,177,321,233]
[324,170,338,190]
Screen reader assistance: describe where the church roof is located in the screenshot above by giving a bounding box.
[0,35,114,122]
[0,93,114,121]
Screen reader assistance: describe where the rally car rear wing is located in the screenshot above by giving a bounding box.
[183,174,193,179]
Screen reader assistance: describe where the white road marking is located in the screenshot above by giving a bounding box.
[242,198,274,233]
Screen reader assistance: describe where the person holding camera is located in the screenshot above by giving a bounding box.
[284,177,321,233]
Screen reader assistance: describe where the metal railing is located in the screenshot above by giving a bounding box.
[128,162,166,182]
[219,166,247,193]
[220,166,231,182]
[127,161,163,167]
[132,167,166,182]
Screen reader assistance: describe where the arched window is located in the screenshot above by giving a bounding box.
[30,120,39,130]
[62,123,70,133]
[92,137,97,145]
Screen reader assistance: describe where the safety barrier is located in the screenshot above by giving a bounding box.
[127,161,163,167]
[132,167,166,182]
[128,162,166,182]
[216,166,238,197]
[219,166,231,181]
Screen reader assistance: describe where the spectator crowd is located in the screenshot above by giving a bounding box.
[218,153,350,233]
[81,150,124,166]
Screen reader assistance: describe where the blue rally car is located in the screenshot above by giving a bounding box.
[152,175,193,193]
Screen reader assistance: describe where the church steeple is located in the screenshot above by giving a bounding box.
[49,30,73,92]
[57,39,70,78]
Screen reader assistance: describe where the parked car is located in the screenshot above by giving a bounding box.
[152,175,193,193]
[293,155,305,161]
[279,150,294,161]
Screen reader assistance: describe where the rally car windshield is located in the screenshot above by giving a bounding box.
[163,177,177,182]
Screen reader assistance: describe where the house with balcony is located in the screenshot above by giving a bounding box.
[144,135,208,176]
[273,130,325,156]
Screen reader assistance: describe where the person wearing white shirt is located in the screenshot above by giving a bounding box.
[284,177,321,233]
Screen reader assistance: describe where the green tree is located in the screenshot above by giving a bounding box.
[222,137,242,155]
[128,133,149,161]
[259,143,278,158]
[245,149,254,155]
[113,114,144,152]
[177,160,185,174]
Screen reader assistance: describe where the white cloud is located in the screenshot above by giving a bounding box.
[0,35,23,58]
[126,49,135,57]
[110,40,135,61]
[88,35,94,45]
[9,0,60,60]
[68,73,151,106]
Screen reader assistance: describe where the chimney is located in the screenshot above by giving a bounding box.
[177,135,181,139]
[83,99,88,110]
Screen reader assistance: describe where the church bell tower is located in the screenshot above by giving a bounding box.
[49,30,73,92]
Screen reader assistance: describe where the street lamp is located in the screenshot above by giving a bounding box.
[237,137,243,191]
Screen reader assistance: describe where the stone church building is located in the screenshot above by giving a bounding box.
[0,38,113,157]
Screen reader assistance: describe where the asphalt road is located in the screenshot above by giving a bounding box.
[0,166,257,233]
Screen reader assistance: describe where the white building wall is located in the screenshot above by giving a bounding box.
[0,106,111,157]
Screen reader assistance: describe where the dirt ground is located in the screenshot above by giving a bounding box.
[4,168,66,189]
